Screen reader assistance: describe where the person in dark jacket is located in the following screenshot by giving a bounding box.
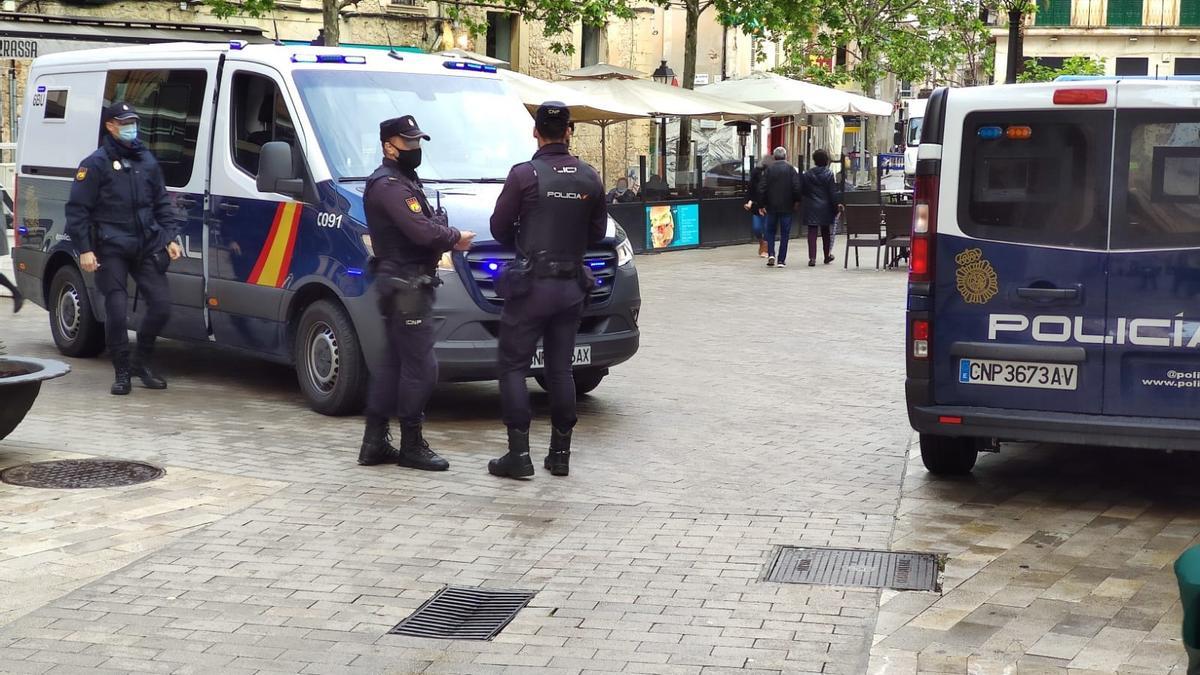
[66,102,182,395]
[743,154,771,258]
[606,177,638,204]
[801,149,843,266]
[755,146,802,267]
[357,114,476,471]
[487,102,607,480]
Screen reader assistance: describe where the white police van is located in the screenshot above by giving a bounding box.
[11,42,641,414]
[906,79,1200,474]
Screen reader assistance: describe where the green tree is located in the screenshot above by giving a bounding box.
[719,0,990,97]
[1016,55,1105,83]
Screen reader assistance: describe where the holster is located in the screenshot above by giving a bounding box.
[496,258,533,300]
[377,273,440,317]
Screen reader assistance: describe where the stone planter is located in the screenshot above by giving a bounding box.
[0,357,70,441]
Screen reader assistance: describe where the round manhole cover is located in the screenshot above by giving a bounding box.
[0,459,164,489]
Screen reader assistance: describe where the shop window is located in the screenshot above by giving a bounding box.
[581,24,602,68]
[1116,57,1149,76]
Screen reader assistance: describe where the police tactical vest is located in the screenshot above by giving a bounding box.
[518,159,596,263]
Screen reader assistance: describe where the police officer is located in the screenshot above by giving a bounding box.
[358,115,476,471]
[487,102,607,479]
[66,102,182,395]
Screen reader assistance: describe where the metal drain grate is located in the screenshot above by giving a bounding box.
[0,459,165,489]
[389,586,535,641]
[766,547,939,592]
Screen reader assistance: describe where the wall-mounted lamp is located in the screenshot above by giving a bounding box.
[1049,36,1059,42]
[1129,36,1139,42]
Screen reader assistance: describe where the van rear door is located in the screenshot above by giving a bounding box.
[1104,83,1200,419]
[932,90,1114,414]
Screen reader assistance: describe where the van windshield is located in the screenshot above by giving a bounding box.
[292,70,535,182]
[908,117,923,145]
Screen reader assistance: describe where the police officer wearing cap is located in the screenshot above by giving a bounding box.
[487,102,607,479]
[67,101,183,396]
[357,115,476,471]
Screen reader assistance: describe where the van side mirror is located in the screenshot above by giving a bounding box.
[256,141,303,196]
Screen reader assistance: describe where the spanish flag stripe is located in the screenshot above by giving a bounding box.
[274,206,302,289]
[255,203,300,288]
[247,204,288,285]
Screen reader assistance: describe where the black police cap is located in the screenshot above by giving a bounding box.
[104,101,139,122]
[379,115,430,142]
[535,101,570,127]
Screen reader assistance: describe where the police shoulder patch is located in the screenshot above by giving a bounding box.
[75,167,88,181]
[406,197,422,213]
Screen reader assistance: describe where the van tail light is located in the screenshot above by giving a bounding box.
[1053,89,1107,105]
[10,175,18,248]
[912,319,930,360]
[909,174,938,283]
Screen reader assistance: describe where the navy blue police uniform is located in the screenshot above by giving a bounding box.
[357,115,461,472]
[487,102,607,479]
[66,102,181,395]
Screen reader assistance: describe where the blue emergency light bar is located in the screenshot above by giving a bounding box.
[229,40,247,50]
[977,126,1003,140]
[291,54,367,64]
[443,61,498,74]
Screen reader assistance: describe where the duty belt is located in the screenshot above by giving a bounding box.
[531,259,582,279]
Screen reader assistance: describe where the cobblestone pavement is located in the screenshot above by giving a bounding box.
[0,242,1195,674]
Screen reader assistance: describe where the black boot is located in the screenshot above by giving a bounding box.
[544,427,571,477]
[132,340,167,390]
[358,416,401,466]
[0,273,21,313]
[488,428,535,479]
[111,349,132,396]
[397,423,450,471]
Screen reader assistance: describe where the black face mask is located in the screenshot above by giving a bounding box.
[394,148,422,170]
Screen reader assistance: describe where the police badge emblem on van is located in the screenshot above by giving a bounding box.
[955,248,998,304]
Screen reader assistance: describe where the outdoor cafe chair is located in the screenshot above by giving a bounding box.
[843,205,885,269]
[884,205,914,269]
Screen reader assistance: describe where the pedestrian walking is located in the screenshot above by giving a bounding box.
[756,147,802,268]
[801,149,842,267]
[487,101,607,480]
[357,114,476,471]
[1,217,21,312]
[743,154,771,258]
[66,102,182,395]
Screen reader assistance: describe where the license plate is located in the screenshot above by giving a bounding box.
[532,345,592,369]
[958,358,1078,391]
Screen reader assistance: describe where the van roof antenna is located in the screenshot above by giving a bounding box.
[270,11,282,46]
[384,20,403,60]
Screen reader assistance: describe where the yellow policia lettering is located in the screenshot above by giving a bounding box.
[955,248,999,305]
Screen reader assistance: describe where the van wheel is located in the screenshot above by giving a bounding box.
[534,368,607,397]
[294,299,366,416]
[919,434,978,475]
[49,265,105,358]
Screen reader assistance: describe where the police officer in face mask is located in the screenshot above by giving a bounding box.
[357,115,476,471]
[486,102,607,479]
[66,102,183,395]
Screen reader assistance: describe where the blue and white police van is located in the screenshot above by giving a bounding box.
[906,79,1200,474]
[11,42,641,414]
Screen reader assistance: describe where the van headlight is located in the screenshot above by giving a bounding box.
[615,225,634,267]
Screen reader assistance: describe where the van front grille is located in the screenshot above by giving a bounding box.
[465,247,617,308]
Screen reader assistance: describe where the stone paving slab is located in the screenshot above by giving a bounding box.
[867,440,1199,673]
[0,244,913,673]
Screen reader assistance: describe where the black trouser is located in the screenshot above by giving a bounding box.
[94,240,171,358]
[366,310,437,426]
[498,278,586,432]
